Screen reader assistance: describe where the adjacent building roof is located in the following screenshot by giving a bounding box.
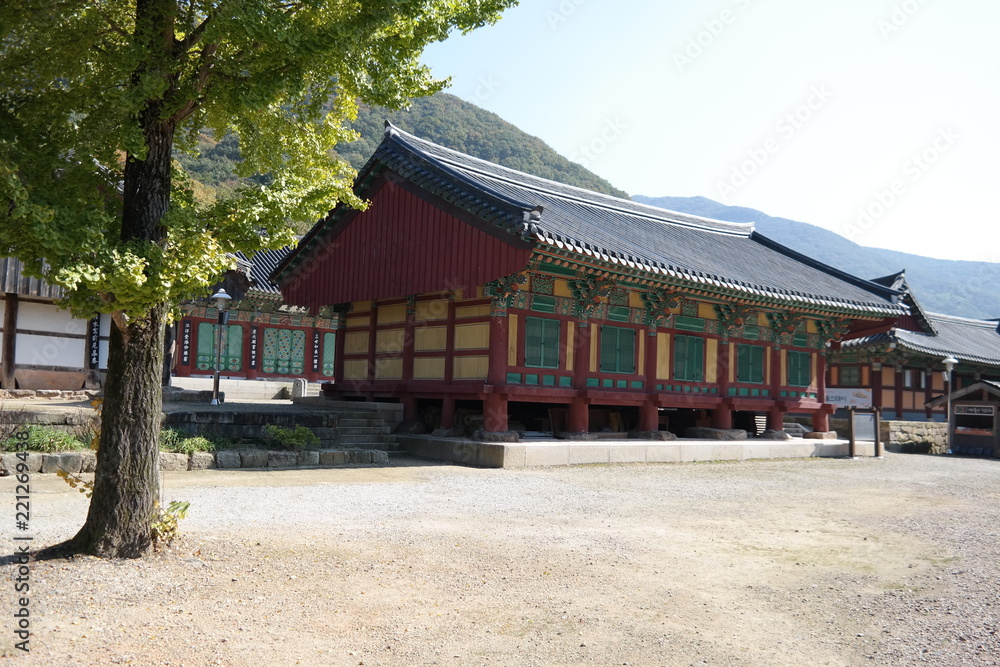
[841,312,1000,367]
[233,247,291,297]
[926,379,1000,408]
[277,124,905,317]
[0,257,64,299]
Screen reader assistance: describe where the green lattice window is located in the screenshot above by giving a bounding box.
[600,325,636,374]
[838,366,861,386]
[525,317,560,368]
[737,344,765,384]
[673,335,704,381]
[321,332,337,376]
[788,351,812,387]
[196,323,243,371]
[261,328,306,375]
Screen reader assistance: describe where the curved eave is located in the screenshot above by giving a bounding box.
[841,331,1000,368]
[533,238,905,318]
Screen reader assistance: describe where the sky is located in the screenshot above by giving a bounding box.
[421,0,999,263]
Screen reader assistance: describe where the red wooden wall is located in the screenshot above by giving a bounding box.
[281,178,533,310]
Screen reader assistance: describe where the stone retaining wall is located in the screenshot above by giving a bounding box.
[881,420,948,455]
[0,448,389,475]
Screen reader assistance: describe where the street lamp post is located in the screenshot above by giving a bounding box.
[210,288,232,406]
[942,356,958,452]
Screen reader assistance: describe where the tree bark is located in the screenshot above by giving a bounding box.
[70,305,167,557]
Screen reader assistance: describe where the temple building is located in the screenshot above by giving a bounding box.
[829,271,1000,421]
[271,124,906,439]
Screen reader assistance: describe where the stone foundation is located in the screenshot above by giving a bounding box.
[0,447,391,475]
[881,421,948,455]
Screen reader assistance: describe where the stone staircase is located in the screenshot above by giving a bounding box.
[164,403,400,452]
[782,422,812,438]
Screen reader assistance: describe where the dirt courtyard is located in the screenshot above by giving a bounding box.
[1,453,998,666]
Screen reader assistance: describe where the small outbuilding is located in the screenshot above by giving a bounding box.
[926,380,1000,457]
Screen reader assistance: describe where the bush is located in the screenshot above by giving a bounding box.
[160,429,215,455]
[1,425,86,453]
[263,424,319,450]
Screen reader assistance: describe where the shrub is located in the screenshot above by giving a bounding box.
[263,424,319,450]
[160,429,215,455]
[1,425,86,453]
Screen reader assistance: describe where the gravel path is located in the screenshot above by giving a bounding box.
[2,453,998,666]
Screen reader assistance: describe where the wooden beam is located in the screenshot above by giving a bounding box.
[2,293,17,389]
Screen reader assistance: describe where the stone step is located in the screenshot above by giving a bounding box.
[337,425,391,436]
[337,433,397,445]
[337,418,386,427]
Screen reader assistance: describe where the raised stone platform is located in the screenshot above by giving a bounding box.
[398,435,874,468]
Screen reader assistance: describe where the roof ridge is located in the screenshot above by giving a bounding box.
[384,123,754,238]
[926,311,999,326]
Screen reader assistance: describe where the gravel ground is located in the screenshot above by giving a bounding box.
[1,452,999,666]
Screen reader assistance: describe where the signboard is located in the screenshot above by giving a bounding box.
[827,388,872,409]
[955,405,995,416]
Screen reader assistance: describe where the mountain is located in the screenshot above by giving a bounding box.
[633,195,1000,320]
[174,93,628,204]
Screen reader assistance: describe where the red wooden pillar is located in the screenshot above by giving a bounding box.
[924,369,933,419]
[712,338,732,429]
[638,330,658,432]
[483,393,508,432]
[711,404,732,429]
[769,344,783,430]
[483,304,510,433]
[893,367,903,420]
[441,396,456,429]
[812,409,830,433]
[568,322,592,433]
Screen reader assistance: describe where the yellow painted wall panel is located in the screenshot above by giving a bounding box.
[638,334,645,376]
[508,315,518,367]
[883,368,896,386]
[757,312,770,327]
[780,350,787,386]
[566,322,575,372]
[414,326,447,352]
[377,303,406,325]
[809,353,818,392]
[932,372,945,391]
[375,358,403,380]
[656,333,670,379]
[415,299,449,322]
[706,338,718,382]
[354,301,372,312]
[344,331,369,355]
[375,328,404,354]
[455,322,489,349]
[882,389,895,407]
[862,366,870,385]
[554,278,571,298]
[698,302,716,320]
[413,357,446,380]
[727,343,735,384]
[345,315,370,328]
[454,355,489,380]
[589,326,598,371]
[764,347,771,384]
[629,290,644,309]
[343,359,368,380]
[830,366,839,385]
[806,318,817,334]
[456,304,491,318]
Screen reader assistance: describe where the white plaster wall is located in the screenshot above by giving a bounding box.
[15,333,86,368]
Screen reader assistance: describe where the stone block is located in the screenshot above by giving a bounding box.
[159,452,189,471]
[240,450,268,468]
[267,450,298,468]
[298,450,320,466]
[803,431,837,440]
[645,444,681,463]
[568,443,608,465]
[189,452,216,470]
[760,429,792,441]
[472,429,520,443]
[215,450,241,469]
[684,427,748,441]
[42,453,83,474]
[371,450,389,465]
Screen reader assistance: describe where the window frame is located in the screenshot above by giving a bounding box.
[599,325,637,374]
[673,334,705,382]
[524,316,561,369]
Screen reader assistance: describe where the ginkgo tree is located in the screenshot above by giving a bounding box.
[0,0,516,558]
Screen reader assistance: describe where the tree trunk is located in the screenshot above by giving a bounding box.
[70,305,167,557]
[67,0,178,556]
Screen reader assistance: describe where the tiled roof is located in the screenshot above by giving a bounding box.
[0,257,64,299]
[842,312,1000,367]
[279,124,905,316]
[233,247,292,296]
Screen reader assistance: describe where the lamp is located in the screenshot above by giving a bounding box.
[210,288,232,406]
[942,356,958,450]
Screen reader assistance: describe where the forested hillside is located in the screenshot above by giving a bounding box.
[174,92,628,206]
